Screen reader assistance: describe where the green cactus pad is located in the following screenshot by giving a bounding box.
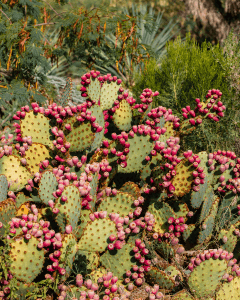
[119,182,141,199]
[199,186,216,224]
[118,132,154,173]
[97,191,136,218]
[172,159,194,197]
[88,267,107,283]
[58,233,78,281]
[171,290,195,300]
[88,171,99,210]
[165,264,182,282]
[73,209,92,240]
[216,276,240,299]
[139,152,163,184]
[38,170,58,206]
[148,201,176,234]
[145,266,175,290]
[0,199,17,237]
[9,235,45,284]
[20,110,54,150]
[0,155,32,192]
[217,192,238,228]
[15,193,32,209]
[89,104,105,152]
[59,77,73,106]
[188,257,228,298]
[112,99,132,131]
[198,214,215,244]
[100,80,121,111]
[86,77,101,102]
[78,217,118,252]
[63,116,95,152]
[198,196,219,244]
[0,174,8,203]
[100,242,142,280]
[14,281,38,300]
[54,184,82,232]
[218,225,238,253]
[158,121,176,145]
[182,224,196,242]
[24,143,52,176]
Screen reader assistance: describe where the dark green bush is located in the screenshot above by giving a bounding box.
[131,32,239,154]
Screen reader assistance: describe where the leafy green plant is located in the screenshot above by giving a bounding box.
[131,32,238,153]
[89,3,179,89]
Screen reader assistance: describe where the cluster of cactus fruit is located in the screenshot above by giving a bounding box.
[0,70,240,300]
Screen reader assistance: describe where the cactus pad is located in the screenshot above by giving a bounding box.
[216,276,240,299]
[38,170,58,205]
[9,235,45,284]
[112,99,132,131]
[78,217,118,252]
[172,159,193,197]
[0,174,8,203]
[20,110,54,150]
[0,155,32,191]
[188,257,228,298]
[100,242,142,280]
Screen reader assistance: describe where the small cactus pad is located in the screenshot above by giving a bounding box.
[119,181,141,199]
[146,266,175,290]
[100,80,121,111]
[112,99,132,131]
[86,77,101,102]
[0,155,32,191]
[78,217,118,252]
[63,116,95,152]
[216,276,240,299]
[15,193,32,209]
[172,159,194,197]
[158,121,176,145]
[58,233,78,281]
[188,257,228,298]
[0,174,8,203]
[199,187,216,224]
[118,131,154,173]
[89,104,105,152]
[0,199,17,236]
[24,143,52,176]
[20,110,54,149]
[148,201,176,234]
[9,235,45,284]
[97,191,136,218]
[73,209,92,240]
[100,242,142,280]
[54,184,82,232]
[38,170,58,206]
[218,225,238,253]
[171,290,195,300]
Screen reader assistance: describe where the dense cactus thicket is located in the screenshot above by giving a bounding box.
[0,71,240,300]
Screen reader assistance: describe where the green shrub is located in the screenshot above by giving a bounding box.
[131,32,238,154]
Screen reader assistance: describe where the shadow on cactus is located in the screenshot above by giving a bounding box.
[0,70,240,299]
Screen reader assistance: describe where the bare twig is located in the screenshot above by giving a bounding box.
[0,9,12,24]
[41,0,63,19]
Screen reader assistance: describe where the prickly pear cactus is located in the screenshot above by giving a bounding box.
[1,71,240,300]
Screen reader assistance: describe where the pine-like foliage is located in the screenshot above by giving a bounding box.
[132,32,239,153]
[0,0,154,129]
